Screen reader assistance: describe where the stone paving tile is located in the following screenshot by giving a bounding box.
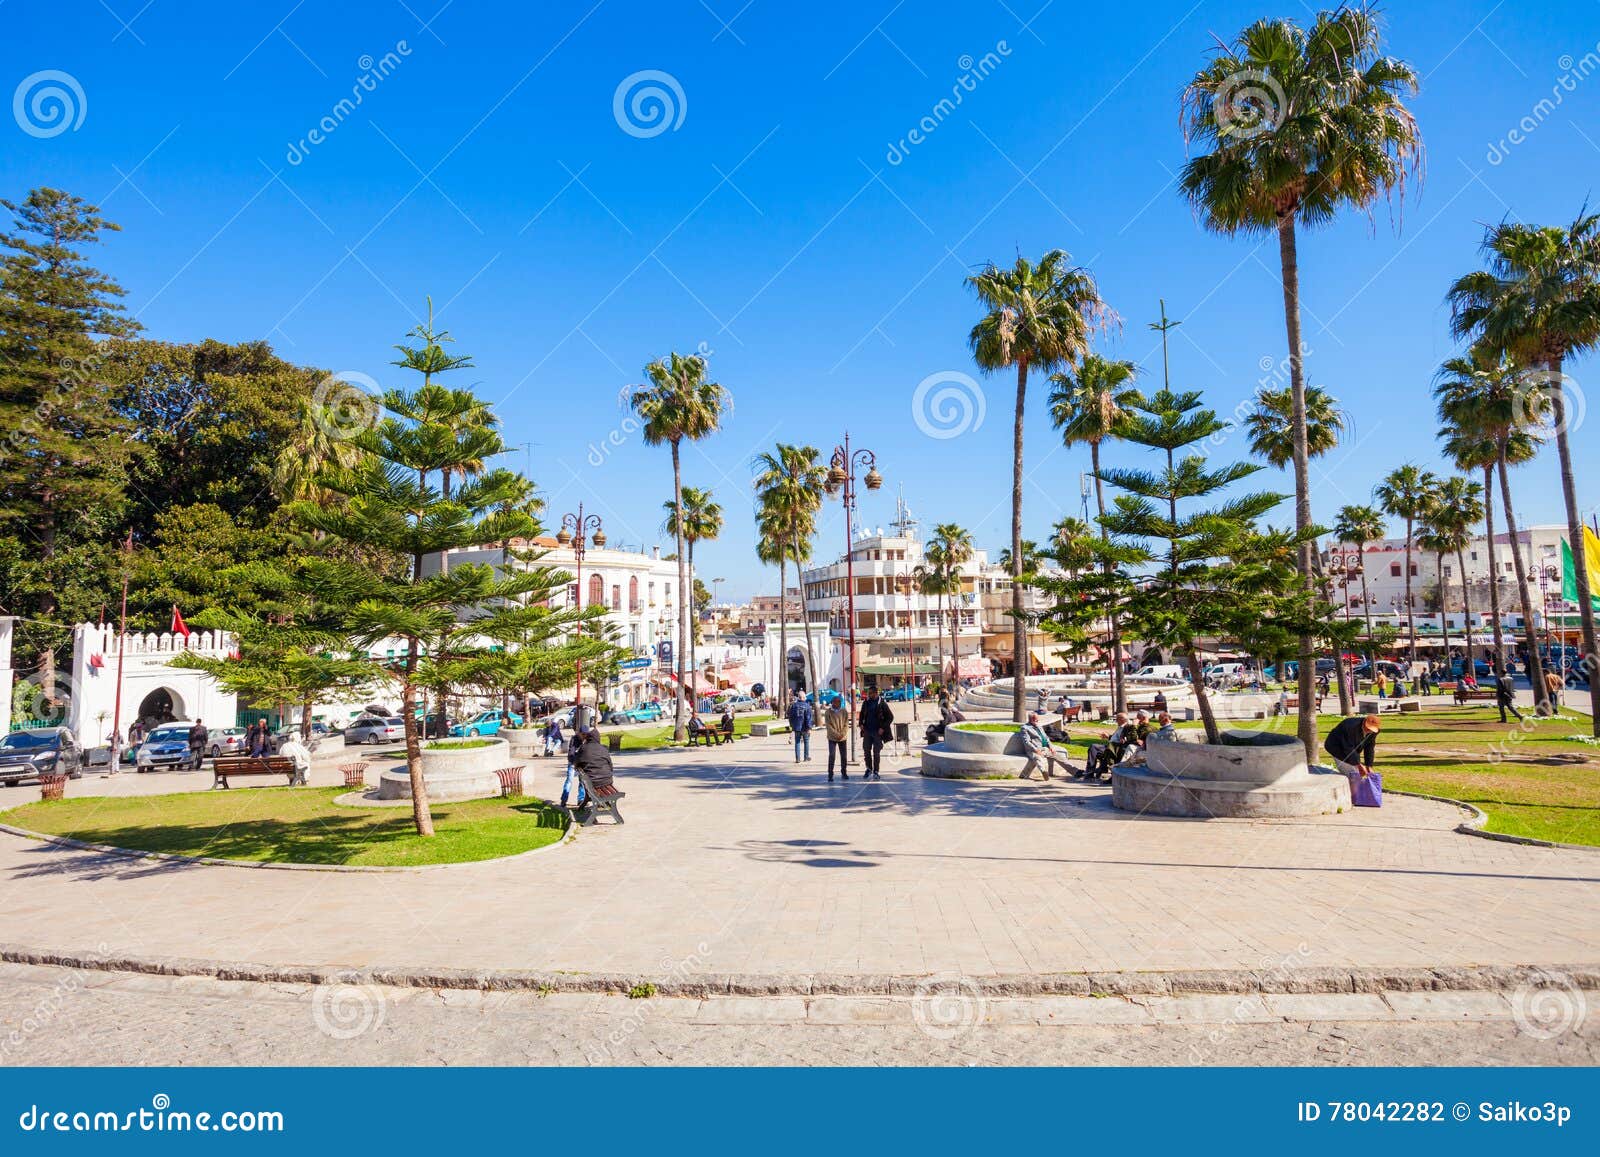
[1383,991,1515,1019]
[0,735,1596,979]
[1264,993,1392,1020]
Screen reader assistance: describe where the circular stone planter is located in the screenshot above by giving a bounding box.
[1112,730,1350,818]
[500,727,542,760]
[920,723,1035,779]
[377,737,509,802]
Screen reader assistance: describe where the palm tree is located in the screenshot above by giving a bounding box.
[1049,351,1137,709]
[1433,353,1552,706]
[1333,504,1386,675]
[752,444,829,695]
[1374,465,1440,667]
[631,352,729,740]
[663,486,723,705]
[1247,381,1350,710]
[754,520,792,697]
[1447,215,1600,727]
[1245,384,1347,469]
[1049,516,1095,581]
[916,523,974,685]
[968,251,1109,720]
[997,540,1041,574]
[1181,6,1422,750]
[1420,478,1484,679]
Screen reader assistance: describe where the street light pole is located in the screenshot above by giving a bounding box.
[556,505,605,727]
[896,571,918,721]
[712,577,725,684]
[826,433,882,763]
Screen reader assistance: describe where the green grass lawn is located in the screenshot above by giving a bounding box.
[1061,706,1600,846]
[2,786,568,867]
[612,713,776,751]
[952,722,1022,732]
[423,738,497,750]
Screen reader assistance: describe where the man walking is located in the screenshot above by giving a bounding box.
[859,687,893,780]
[1018,713,1072,779]
[1495,666,1523,723]
[824,698,849,781]
[1544,667,1563,712]
[187,718,208,772]
[787,691,815,763]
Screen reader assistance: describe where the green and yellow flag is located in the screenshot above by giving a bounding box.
[1561,526,1600,612]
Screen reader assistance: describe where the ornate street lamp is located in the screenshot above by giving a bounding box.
[559,504,604,724]
[895,571,919,721]
[827,433,880,760]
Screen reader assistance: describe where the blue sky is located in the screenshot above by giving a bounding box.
[7,0,1600,598]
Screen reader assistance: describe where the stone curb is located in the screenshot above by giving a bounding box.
[1383,789,1600,853]
[2,944,1594,999]
[0,811,576,873]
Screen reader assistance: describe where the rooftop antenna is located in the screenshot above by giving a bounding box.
[1078,472,1091,522]
[889,485,920,540]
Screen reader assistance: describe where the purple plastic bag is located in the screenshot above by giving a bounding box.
[1348,768,1383,808]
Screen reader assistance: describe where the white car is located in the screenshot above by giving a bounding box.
[136,722,200,770]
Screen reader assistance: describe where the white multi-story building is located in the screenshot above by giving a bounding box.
[1326,524,1574,625]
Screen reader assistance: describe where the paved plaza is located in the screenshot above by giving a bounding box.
[1,729,1596,987]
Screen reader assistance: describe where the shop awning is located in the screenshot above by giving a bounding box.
[1029,646,1072,671]
[858,661,942,676]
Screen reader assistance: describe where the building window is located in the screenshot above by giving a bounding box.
[1390,563,1401,577]
[1443,566,1453,578]
[568,583,579,606]
[588,574,604,607]
[629,576,639,611]
[611,584,621,611]
[1470,551,1478,561]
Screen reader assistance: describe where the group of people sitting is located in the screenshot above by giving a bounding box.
[687,709,737,746]
[1018,708,1174,781]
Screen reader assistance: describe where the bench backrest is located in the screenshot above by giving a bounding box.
[215,757,295,772]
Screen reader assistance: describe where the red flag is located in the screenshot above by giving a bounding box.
[170,605,191,639]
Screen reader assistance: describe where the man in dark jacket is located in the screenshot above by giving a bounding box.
[1324,713,1380,774]
[188,719,209,771]
[859,688,894,779]
[572,728,615,794]
[1494,667,1523,723]
[786,692,815,763]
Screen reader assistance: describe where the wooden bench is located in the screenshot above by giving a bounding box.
[1453,688,1498,705]
[339,762,369,788]
[1125,700,1163,713]
[686,722,728,747]
[575,768,624,825]
[213,755,298,789]
[1058,704,1082,723]
[493,765,525,797]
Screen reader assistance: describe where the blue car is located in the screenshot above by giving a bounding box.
[881,684,920,702]
[604,702,664,725]
[449,709,523,738]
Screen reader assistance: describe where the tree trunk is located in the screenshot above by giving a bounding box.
[671,440,689,741]
[1482,464,1507,673]
[1312,548,1352,716]
[1185,648,1219,744]
[1402,518,1418,668]
[1091,440,1126,712]
[402,643,434,836]
[1358,550,1377,676]
[1546,355,1600,734]
[950,577,960,691]
[777,556,789,702]
[1011,357,1029,722]
[794,531,820,694]
[1436,551,1451,686]
[1496,445,1549,713]
[687,540,698,710]
[1276,214,1318,762]
[1457,547,1475,674]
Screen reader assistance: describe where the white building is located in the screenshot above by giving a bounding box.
[1326,525,1574,625]
[64,623,239,746]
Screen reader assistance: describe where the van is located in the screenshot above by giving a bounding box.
[1133,664,1188,681]
[1203,662,1249,682]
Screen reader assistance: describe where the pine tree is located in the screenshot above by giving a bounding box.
[0,188,141,693]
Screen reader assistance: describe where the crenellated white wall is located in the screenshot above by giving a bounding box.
[67,623,238,745]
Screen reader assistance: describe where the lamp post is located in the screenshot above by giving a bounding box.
[712,577,725,685]
[895,571,918,721]
[825,433,881,761]
[556,505,605,727]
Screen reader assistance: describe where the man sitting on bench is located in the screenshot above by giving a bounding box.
[1080,712,1133,779]
[718,708,735,743]
[687,714,709,745]
[572,726,623,824]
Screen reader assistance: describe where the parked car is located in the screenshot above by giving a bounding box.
[136,723,198,771]
[0,727,84,785]
[1446,657,1494,679]
[1133,664,1188,681]
[449,709,524,737]
[207,726,249,758]
[345,716,406,745]
[881,684,920,702]
[716,694,761,712]
[604,702,664,725]
[269,721,333,752]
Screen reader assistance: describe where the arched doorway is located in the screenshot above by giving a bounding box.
[786,646,807,693]
[136,687,186,725]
